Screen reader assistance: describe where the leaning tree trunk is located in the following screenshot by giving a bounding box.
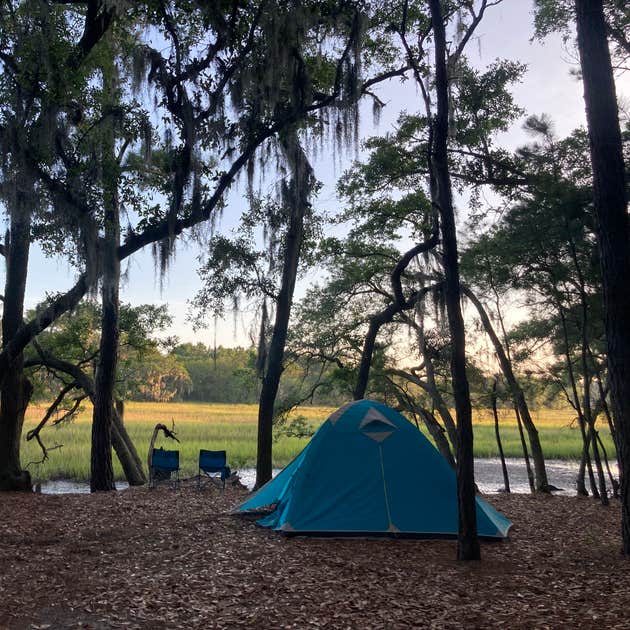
[0,201,33,491]
[578,420,598,497]
[558,305,593,496]
[353,244,439,402]
[111,408,145,486]
[429,0,479,561]
[591,359,620,483]
[462,286,550,492]
[419,408,456,469]
[597,432,619,498]
[25,345,145,485]
[569,233,608,503]
[491,379,510,493]
[515,406,535,494]
[112,400,146,485]
[416,315,458,450]
[389,373,456,467]
[353,304,398,401]
[575,0,630,553]
[255,129,314,489]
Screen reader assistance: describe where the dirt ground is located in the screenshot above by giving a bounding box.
[0,483,628,630]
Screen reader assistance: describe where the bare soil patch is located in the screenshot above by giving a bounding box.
[0,485,627,629]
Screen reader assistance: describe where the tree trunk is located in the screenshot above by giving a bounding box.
[389,374,456,467]
[569,233,608,503]
[558,305,592,495]
[588,421,608,503]
[90,226,119,491]
[591,357,620,479]
[0,202,33,491]
[579,420,599,497]
[416,316,458,450]
[420,408,456,469]
[428,0,479,561]
[575,0,630,552]
[353,305,398,401]
[91,66,120,492]
[389,367,456,464]
[255,130,313,488]
[462,286,549,492]
[25,349,145,485]
[515,405,535,494]
[353,248,439,402]
[597,431,619,498]
[111,409,146,486]
[491,379,510,493]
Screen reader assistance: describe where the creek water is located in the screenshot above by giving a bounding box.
[40,458,606,496]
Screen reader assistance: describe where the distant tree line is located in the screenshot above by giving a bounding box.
[28,301,349,406]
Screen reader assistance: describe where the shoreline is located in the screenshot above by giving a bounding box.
[37,457,605,497]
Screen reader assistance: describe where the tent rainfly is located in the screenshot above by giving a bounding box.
[234,399,512,538]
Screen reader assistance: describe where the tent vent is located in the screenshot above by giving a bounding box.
[359,408,395,429]
[360,409,397,442]
[363,430,394,443]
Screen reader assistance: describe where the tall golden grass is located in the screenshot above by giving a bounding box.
[21,401,612,483]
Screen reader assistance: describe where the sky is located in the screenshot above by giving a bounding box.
[16,0,630,349]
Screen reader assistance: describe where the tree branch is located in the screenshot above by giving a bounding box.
[72,0,116,70]
[391,220,439,308]
[0,274,90,375]
[450,1,505,66]
[26,381,78,443]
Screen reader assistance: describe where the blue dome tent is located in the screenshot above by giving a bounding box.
[234,399,512,538]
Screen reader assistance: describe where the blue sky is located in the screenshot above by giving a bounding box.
[19,0,629,348]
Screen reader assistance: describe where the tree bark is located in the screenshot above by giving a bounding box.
[428,0,479,561]
[90,227,119,491]
[558,305,593,495]
[597,431,619,498]
[112,400,146,485]
[515,405,535,494]
[353,238,439,402]
[0,201,33,491]
[24,352,145,485]
[575,0,630,552]
[111,410,145,486]
[353,303,399,401]
[578,419,598,497]
[255,129,313,488]
[462,285,550,492]
[491,379,510,493]
[388,369,455,466]
[91,64,120,492]
[568,232,608,503]
[414,314,459,450]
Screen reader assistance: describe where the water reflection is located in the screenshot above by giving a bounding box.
[41,458,614,496]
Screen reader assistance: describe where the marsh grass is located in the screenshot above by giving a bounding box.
[22,402,615,482]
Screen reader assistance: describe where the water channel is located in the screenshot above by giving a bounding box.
[40,458,601,496]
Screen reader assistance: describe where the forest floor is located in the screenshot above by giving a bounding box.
[0,483,628,630]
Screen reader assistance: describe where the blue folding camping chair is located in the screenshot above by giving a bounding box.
[198,449,231,491]
[149,447,180,489]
